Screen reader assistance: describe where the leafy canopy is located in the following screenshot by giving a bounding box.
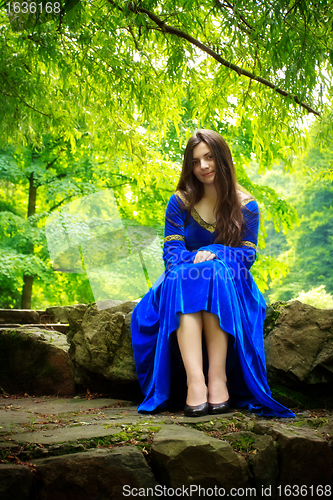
[1,0,333,169]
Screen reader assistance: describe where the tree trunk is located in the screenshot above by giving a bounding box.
[21,172,37,310]
[21,276,34,309]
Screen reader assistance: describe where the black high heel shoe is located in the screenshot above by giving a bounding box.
[208,399,231,415]
[184,402,209,417]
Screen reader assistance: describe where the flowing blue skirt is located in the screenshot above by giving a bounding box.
[131,257,295,418]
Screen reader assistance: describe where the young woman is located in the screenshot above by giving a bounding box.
[131,129,294,418]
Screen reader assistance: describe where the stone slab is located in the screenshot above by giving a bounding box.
[11,423,121,445]
[0,464,34,500]
[34,446,157,500]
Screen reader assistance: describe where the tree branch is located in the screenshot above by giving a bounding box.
[0,89,14,98]
[45,149,65,170]
[221,0,255,35]
[109,181,136,189]
[0,72,52,118]
[42,172,67,186]
[49,196,72,212]
[284,0,303,19]
[127,25,141,51]
[113,1,320,116]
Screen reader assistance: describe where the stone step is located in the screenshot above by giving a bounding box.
[0,447,157,500]
[0,397,332,500]
[0,324,68,334]
[0,309,41,324]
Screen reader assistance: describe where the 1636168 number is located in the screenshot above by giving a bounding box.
[277,485,331,497]
[6,2,61,14]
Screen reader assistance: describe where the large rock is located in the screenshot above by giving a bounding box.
[224,431,278,496]
[45,305,86,324]
[67,300,125,333]
[0,328,75,396]
[0,464,34,500]
[264,300,333,406]
[68,301,138,388]
[151,425,249,493]
[254,421,333,490]
[34,446,156,500]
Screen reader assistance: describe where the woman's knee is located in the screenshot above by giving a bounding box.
[178,311,203,329]
[202,310,219,325]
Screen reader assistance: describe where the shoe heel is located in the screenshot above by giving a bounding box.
[208,399,231,415]
[184,402,208,417]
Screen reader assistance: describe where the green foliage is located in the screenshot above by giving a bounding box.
[1,1,333,166]
[294,286,333,310]
[1,1,333,307]
[0,138,98,307]
[249,119,333,304]
[271,184,333,302]
[0,132,181,307]
[232,435,255,454]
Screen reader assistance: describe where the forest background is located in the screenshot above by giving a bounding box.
[0,0,333,310]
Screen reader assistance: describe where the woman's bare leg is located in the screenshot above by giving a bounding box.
[202,311,229,404]
[176,311,207,406]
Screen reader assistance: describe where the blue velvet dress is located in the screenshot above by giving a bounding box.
[131,191,294,418]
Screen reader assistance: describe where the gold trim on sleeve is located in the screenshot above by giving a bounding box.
[241,197,256,206]
[240,240,257,249]
[164,235,185,243]
[175,190,189,207]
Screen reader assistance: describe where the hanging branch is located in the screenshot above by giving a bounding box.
[108,1,320,116]
[0,72,51,118]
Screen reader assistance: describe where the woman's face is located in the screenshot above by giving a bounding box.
[192,141,215,185]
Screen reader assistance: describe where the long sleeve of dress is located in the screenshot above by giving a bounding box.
[163,194,196,271]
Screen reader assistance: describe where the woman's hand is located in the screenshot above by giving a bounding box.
[193,250,217,264]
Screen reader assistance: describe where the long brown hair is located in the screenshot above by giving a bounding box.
[171,129,245,246]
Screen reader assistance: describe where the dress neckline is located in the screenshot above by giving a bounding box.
[175,191,255,233]
[192,206,216,226]
[192,197,256,226]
